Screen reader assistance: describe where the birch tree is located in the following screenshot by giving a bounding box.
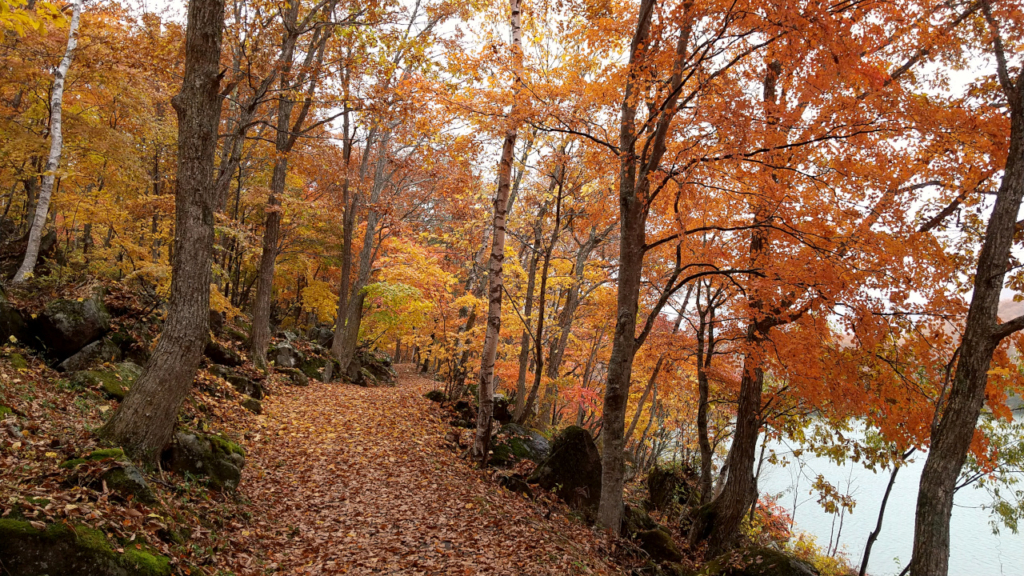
[12,0,82,283]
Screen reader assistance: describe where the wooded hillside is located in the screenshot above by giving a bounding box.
[1,0,1023,574]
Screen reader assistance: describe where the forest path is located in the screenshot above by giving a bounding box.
[223,365,616,576]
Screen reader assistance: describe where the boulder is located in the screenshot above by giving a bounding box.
[60,448,154,504]
[635,528,684,563]
[494,395,512,424]
[0,519,171,576]
[622,504,659,537]
[162,432,246,491]
[528,426,602,518]
[56,338,122,373]
[309,326,333,347]
[497,474,534,498]
[424,389,446,402]
[490,422,550,466]
[344,347,396,387]
[299,354,335,380]
[0,286,28,344]
[271,343,302,368]
[209,365,265,399]
[703,547,819,576]
[278,367,309,387]
[204,339,242,367]
[241,397,262,414]
[209,310,225,336]
[647,464,695,511]
[70,362,143,401]
[31,292,111,360]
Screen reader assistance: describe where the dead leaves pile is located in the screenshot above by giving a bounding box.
[220,365,626,575]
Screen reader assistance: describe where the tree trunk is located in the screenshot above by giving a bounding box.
[512,221,543,420]
[689,61,782,555]
[99,0,225,460]
[13,0,83,283]
[470,0,523,465]
[910,22,1024,574]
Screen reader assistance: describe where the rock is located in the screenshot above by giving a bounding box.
[70,362,143,401]
[299,354,336,380]
[225,325,248,343]
[278,367,309,386]
[8,352,28,369]
[528,426,602,518]
[60,449,154,504]
[622,504,659,537]
[344,347,396,387]
[494,396,512,425]
[703,546,819,576]
[424,389,446,402]
[271,343,302,368]
[0,519,171,576]
[209,310,225,336]
[0,286,28,344]
[490,423,550,466]
[241,397,262,414]
[31,292,111,360]
[635,528,684,563]
[497,474,534,498]
[647,464,694,511]
[56,338,122,372]
[310,326,333,347]
[162,432,246,491]
[204,339,242,367]
[107,329,150,364]
[208,364,232,380]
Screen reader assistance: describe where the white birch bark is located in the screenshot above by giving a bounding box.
[13,0,84,283]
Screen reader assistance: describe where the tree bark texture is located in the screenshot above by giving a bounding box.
[99,0,225,460]
[13,0,83,283]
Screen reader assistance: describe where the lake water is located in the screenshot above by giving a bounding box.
[758,433,1024,576]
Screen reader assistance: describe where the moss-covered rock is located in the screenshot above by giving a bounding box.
[424,389,446,402]
[241,397,262,414]
[9,352,28,369]
[70,362,142,401]
[0,287,29,344]
[647,464,696,511]
[345,347,396,387]
[163,432,246,491]
[0,518,170,576]
[60,448,154,503]
[490,423,550,466]
[204,338,242,367]
[622,504,659,537]
[700,546,819,576]
[271,343,303,368]
[278,366,310,386]
[56,338,122,373]
[299,355,329,380]
[30,292,111,360]
[528,426,602,519]
[636,527,684,563]
[0,404,13,419]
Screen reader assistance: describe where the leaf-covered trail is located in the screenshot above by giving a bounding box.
[222,365,618,575]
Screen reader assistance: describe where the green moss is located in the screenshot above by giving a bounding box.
[123,546,171,575]
[300,356,328,379]
[61,448,125,468]
[0,519,170,576]
[424,390,446,402]
[209,434,245,457]
[90,448,125,460]
[9,352,27,369]
[0,405,12,419]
